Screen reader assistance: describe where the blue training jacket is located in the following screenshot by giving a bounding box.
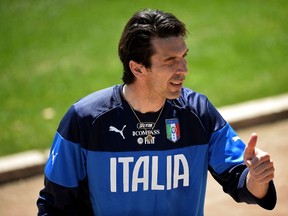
[37,85,276,216]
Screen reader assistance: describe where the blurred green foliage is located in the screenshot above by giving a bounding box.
[0,0,287,155]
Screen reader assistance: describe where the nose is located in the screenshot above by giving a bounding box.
[176,58,188,75]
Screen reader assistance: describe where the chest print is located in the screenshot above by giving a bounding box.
[109,125,126,139]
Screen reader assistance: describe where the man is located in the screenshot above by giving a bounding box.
[37,9,276,215]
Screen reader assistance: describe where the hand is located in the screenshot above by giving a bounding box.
[244,133,275,198]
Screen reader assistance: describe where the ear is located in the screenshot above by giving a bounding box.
[129,60,144,77]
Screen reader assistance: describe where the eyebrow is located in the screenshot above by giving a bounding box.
[163,48,189,62]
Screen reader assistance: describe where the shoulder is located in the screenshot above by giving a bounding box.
[73,85,123,117]
[57,85,123,141]
[171,87,210,111]
[169,87,226,132]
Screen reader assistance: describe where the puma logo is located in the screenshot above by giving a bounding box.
[109,125,126,139]
[232,136,240,142]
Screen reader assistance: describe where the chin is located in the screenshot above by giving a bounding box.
[166,92,182,100]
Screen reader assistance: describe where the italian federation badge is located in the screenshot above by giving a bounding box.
[166,118,180,143]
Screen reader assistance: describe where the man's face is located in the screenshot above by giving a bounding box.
[144,36,189,100]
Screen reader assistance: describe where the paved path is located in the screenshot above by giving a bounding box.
[0,119,287,216]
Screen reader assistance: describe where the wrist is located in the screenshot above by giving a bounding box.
[246,171,269,199]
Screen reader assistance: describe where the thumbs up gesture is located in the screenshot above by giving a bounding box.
[244,133,275,198]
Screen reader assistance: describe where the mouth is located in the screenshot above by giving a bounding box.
[170,76,185,87]
[169,74,185,89]
[170,81,183,87]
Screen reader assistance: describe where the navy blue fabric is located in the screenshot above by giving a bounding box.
[37,85,276,215]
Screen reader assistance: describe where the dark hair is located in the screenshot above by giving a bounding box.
[118,9,187,84]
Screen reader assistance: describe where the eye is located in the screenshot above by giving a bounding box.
[183,50,189,58]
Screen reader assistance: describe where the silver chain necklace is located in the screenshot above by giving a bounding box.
[127,102,165,143]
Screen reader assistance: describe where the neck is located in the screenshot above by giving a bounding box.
[122,84,166,113]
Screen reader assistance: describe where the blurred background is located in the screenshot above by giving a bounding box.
[1,0,287,156]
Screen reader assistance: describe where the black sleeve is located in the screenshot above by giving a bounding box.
[209,164,277,210]
[37,177,93,216]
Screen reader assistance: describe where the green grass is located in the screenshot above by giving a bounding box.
[0,0,287,156]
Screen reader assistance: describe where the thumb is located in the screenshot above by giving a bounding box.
[246,133,258,155]
[244,133,258,166]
